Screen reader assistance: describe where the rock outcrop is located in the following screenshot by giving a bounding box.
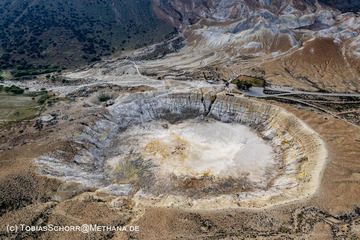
[36,91,328,210]
[150,0,360,92]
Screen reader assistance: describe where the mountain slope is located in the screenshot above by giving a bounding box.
[319,0,360,12]
[0,0,175,70]
[152,0,360,92]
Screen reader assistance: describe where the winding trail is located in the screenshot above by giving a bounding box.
[243,87,360,128]
[245,87,360,98]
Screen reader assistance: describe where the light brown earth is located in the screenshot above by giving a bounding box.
[115,101,360,240]
[263,38,360,92]
[1,1,360,239]
[0,90,359,239]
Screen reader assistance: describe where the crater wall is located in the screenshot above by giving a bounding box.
[37,91,328,209]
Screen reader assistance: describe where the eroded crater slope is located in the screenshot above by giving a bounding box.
[36,91,327,210]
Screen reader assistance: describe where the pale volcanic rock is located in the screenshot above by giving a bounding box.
[150,0,360,92]
[35,91,328,210]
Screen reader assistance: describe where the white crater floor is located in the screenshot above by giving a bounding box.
[109,119,276,185]
[36,93,328,209]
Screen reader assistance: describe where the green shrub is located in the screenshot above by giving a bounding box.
[37,93,49,104]
[231,76,265,89]
[98,94,111,102]
[4,85,24,94]
[235,81,252,90]
[11,66,61,78]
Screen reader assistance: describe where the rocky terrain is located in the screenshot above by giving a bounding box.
[0,0,360,239]
[152,0,360,92]
[4,0,360,93]
[31,91,327,211]
[0,82,359,239]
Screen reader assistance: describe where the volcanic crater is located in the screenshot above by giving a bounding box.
[37,91,327,210]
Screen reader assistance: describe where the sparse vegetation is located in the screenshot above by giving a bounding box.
[4,85,25,94]
[11,66,61,78]
[113,158,152,185]
[0,172,59,215]
[0,92,40,125]
[0,87,53,127]
[235,81,253,90]
[232,76,265,87]
[231,75,265,90]
[98,93,111,102]
[37,92,50,104]
[0,0,176,70]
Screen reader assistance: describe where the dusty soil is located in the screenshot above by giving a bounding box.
[262,38,360,92]
[1,2,360,239]
[0,89,359,239]
[122,102,360,240]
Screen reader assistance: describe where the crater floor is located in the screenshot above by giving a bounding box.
[112,119,275,186]
[35,92,328,210]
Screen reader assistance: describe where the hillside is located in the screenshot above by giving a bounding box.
[152,0,360,92]
[1,1,360,239]
[319,0,360,12]
[0,0,175,71]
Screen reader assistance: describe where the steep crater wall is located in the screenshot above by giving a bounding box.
[37,91,327,209]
